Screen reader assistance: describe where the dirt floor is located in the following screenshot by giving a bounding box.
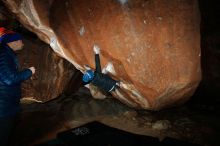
[10,87,220,146]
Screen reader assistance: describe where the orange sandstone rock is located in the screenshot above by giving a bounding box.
[3,0,201,110]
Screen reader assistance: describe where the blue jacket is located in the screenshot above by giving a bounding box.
[0,44,32,118]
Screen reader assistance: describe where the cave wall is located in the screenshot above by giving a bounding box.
[2,0,201,110]
[18,37,80,102]
[191,0,220,105]
[1,1,220,145]
[0,2,82,102]
[200,0,220,97]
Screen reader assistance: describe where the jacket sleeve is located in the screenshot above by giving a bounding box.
[0,53,32,86]
[95,54,101,73]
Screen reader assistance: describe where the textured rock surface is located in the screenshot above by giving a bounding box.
[3,0,201,110]
[9,88,219,146]
[0,1,15,28]
[18,37,80,102]
[0,2,82,102]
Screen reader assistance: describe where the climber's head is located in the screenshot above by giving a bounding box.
[82,70,94,83]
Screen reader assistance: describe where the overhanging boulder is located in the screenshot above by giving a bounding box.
[3,0,201,110]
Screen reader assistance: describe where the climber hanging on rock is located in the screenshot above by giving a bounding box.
[82,45,121,94]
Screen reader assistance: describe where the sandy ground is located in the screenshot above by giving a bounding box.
[9,87,219,146]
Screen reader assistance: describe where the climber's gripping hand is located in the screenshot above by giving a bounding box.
[93,44,100,54]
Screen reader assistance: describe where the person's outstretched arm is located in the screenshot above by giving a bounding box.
[0,52,33,85]
[93,45,101,73]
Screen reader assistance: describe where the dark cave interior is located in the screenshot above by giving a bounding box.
[0,0,220,146]
[187,0,220,112]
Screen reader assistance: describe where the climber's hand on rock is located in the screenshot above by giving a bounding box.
[93,44,100,54]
